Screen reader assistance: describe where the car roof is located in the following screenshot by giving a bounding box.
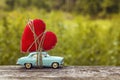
[29,52,47,55]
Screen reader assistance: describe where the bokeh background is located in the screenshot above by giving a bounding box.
[0,0,120,66]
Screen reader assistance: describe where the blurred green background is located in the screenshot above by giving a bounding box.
[0,0,120,66]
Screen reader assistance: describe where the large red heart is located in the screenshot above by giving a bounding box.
[21,19,46,52]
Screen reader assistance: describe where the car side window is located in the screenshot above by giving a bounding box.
[42,54,47,57]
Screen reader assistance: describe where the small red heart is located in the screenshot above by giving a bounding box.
[21,19,46,52]
[43,31,57,51]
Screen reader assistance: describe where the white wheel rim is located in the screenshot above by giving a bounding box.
[26,63,31,68]
[53,63,58,68]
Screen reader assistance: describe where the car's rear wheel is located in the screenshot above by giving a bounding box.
[52,62,59,69]
[25,63,32,69]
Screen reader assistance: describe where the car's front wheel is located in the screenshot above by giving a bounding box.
[52,62,59,69]
[25,63,32,69]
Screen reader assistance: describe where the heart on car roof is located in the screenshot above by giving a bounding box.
[21,19,57,53]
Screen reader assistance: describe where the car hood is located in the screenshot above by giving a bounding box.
[18,56,27,60]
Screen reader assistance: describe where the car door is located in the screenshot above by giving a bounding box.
[42,55,51,67]
[30,54,37,66]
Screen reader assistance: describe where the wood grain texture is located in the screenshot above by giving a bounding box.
[0,66,120,80]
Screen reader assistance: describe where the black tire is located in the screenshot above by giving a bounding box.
[25,63,32,69]
[52,62,59,69]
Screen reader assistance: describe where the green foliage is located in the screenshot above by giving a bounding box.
[2,0,120,17]
[0,9,120,65]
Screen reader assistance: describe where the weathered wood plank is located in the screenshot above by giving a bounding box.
[0,66,120,80]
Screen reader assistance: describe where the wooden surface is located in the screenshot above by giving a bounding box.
[0,66,120,80]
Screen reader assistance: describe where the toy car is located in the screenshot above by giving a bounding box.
[16,52,64,69]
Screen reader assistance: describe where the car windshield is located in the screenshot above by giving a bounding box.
[32,54,37,58]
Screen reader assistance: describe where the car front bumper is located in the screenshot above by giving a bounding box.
[59,60,64,67]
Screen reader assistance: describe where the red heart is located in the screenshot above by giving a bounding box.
[21,19,46,52]
[43,31,57,51]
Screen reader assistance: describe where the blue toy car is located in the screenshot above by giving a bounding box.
[16,52,64,69]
